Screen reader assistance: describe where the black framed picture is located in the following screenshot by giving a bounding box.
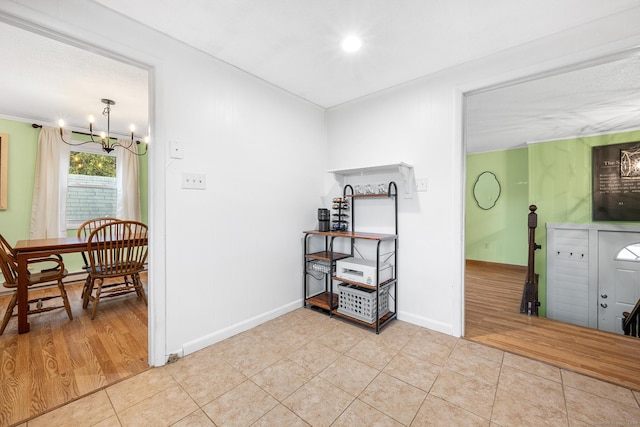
[592,142,640,221]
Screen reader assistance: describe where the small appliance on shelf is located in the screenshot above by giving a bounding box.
[318,208,330,231]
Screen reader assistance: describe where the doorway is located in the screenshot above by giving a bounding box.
[598,231,640,334]
[0,17,154,425]
[463,50,640,334]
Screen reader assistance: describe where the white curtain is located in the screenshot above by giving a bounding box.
[116,139,141,221]
[30,126,71,238]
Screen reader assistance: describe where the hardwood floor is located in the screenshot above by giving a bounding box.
[465,259,640,391]
[0,274,148,426]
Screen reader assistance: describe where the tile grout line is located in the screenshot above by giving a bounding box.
[488,351,505,426]
[559,368,571,427]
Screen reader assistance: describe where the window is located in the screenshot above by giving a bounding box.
[66,146,117,228]
[615,243,640,261]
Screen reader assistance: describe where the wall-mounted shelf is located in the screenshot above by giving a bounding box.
[328,162,415,197]
[328,162,413,176]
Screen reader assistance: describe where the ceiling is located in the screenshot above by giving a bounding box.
[0,21,149,139]
[1,0,640,152]
[466,54,640,153]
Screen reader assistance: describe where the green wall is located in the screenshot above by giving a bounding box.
[466,147,529,266]
[0,120,38,248]
[0,118,148,274]
[466,130,640,317]
[528,130,640,316]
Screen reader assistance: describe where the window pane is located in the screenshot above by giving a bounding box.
[70,151,116,177]
[615,243,640,261]
[67,151,117,222]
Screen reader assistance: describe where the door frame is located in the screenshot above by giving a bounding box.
[0,10,165,366]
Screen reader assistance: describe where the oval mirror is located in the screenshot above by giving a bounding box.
[473,171,501,210]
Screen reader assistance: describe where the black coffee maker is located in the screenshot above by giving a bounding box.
[318,208,330,231]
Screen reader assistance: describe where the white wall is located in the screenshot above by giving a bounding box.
[161,47,327,356]
[327,81,462,334]
[0,0,326,364]
[326,6,640,336]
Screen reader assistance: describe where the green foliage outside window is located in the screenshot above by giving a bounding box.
[69,151,116,177]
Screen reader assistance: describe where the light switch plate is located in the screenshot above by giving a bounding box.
[170,140,184,159]
[181,173,206,190]
[416,177,427,192]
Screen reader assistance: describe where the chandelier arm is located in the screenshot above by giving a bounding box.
[111,140,148,156]
[59,133,101,147]
[114,138,135,148]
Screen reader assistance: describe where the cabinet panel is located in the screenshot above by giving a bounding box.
[547,227,590,327]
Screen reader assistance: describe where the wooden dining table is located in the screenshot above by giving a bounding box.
[14,236,89,333]
[14,231,148,333]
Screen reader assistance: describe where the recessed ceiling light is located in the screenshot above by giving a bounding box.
[341,35,362,53]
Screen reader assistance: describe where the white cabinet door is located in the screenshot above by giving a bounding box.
[546,227,590,327]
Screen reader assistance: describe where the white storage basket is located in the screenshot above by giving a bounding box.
[337,282,391,323]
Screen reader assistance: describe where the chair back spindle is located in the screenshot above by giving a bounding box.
[77,217,119,268]
[84,220,148,319]
[0,234,18,285]
[87,221,147,277]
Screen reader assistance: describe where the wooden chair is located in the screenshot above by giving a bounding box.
[0,234,73,335]
[84,220,148,319]
[77,217,119,300]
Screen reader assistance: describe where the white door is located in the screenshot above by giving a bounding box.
[598,231,640,334]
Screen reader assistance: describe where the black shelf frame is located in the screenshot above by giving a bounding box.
[303,181,398,333]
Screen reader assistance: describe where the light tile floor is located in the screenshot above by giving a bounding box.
[21,308,640,426]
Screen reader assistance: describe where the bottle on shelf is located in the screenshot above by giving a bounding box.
[331,197,349,232]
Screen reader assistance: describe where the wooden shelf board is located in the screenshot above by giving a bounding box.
[332,277,396,290]
[306,251,351,262]
[305,292,338,311]
[333,310,396,329]
[304,230,397,241]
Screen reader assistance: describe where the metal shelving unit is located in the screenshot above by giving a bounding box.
[303,181,398,333]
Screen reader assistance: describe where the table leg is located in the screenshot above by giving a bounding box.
[16,253,29,333]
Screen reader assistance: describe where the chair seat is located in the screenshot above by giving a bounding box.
[0,234,73,335]
[2,268,69,289]
[93,262,144,276]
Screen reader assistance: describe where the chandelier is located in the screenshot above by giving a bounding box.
[57,98,148,155]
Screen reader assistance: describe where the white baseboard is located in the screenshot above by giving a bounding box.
[397,310,457,337]
[178,299,303,359]
[175,304,458,363]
